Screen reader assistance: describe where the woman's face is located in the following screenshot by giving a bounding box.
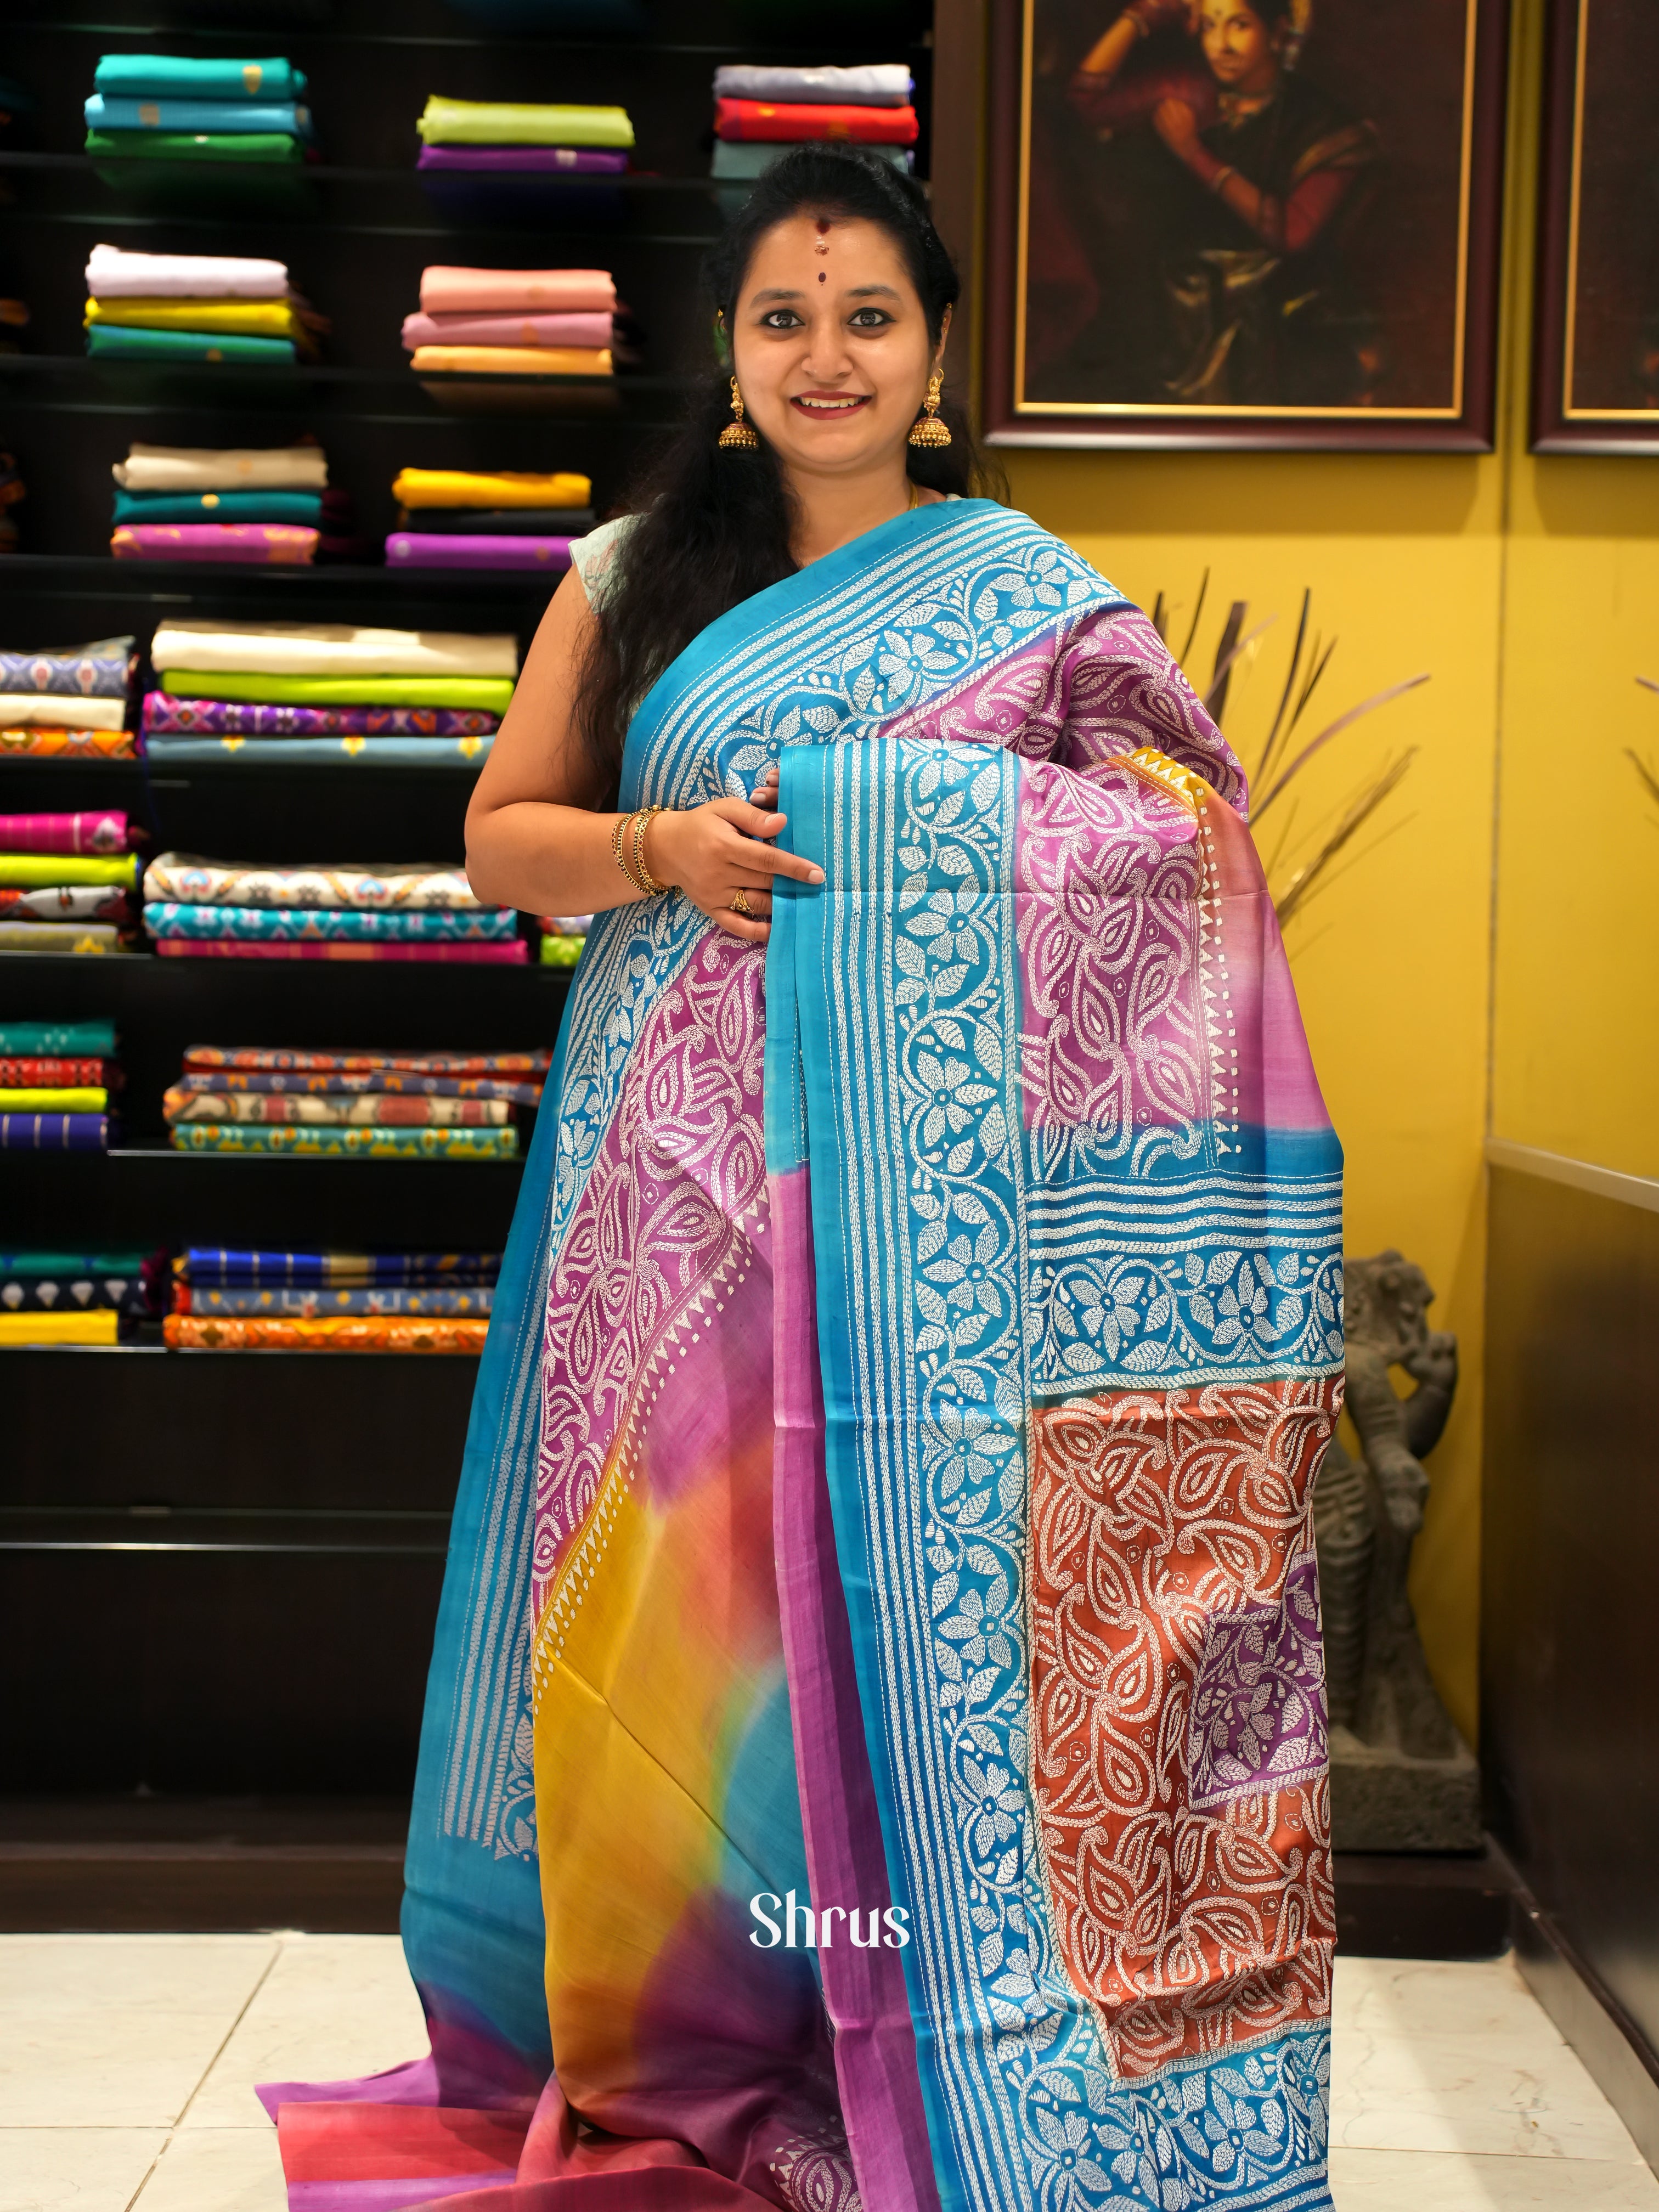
[1201,0,1282,92]
[730,212,944,481]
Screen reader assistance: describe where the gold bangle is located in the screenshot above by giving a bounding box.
[631,804,673,896]
[611,811,644,894]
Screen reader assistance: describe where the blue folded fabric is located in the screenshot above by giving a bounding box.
[93,55,307,101]
[88,326,297,364]
[113,489,324,524]
[140,735,496,766]
[84,94,312,137]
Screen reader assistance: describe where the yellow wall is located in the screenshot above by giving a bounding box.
[970,0,1658,1742]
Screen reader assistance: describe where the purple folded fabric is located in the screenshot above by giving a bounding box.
[400,310,613,351]
[111,523,318,565]
[416,146,629,174]
[142,690,500,738]
[384,534,573,572]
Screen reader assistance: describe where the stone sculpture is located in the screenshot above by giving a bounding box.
[1313,1251,1481,1849]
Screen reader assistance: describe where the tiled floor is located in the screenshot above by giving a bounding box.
[2,1936,1655,2209]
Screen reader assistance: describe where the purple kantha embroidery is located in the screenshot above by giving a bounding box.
[1186,1551,1328,1809]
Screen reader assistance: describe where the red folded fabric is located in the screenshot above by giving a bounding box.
[713,99,918,145]
[155,939,529,964]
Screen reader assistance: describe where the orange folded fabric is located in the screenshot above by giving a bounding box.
[418,267,616,316]
[409,346,612,377]
[713,98,918,145]
[0,729,136,758]
[165,1313,489,1353]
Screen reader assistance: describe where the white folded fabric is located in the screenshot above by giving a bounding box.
[0,696,128,731]
[148,621,520,679]
[114,444,330,493]
[85,244,291,300]
[710,64,913,106]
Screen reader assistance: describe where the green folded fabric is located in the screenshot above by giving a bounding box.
[0,855,139,889]
[416,96,634,148]
[87,129,306,163]
[170,1122,518,1160]
[113,489,324,524]
[158,670,517,712]
[87,325,297,364]
[93,55,307,101]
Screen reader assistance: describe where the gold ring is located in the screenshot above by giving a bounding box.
[730,888,754,917]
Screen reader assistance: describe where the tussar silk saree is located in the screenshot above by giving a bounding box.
[262,500,1342,2212]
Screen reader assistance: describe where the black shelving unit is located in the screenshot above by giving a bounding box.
[0,0,930,1890]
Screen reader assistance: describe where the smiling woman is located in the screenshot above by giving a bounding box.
[264,144,1346,2212]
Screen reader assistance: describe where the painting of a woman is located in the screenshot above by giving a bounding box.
[1058,0,1380,405]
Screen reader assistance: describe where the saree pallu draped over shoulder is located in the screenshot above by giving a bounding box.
[261,500,1342,2212]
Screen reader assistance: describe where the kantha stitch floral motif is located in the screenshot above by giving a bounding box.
[1029,1381,1339,2083]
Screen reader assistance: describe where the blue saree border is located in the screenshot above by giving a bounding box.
[772,737,1335,2212]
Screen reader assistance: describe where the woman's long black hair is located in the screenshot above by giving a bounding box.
[573,145,1000,802]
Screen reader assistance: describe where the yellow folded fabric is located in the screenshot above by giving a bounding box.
[0,1087,109,1110]
[86,296,325,347]
[0,855,139,888]
[0,1311,119,1346]
[410,345,612,377]
[416,97,634,148]
[390,468,592,510]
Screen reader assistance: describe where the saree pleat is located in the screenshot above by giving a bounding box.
[264,500,1338,2212]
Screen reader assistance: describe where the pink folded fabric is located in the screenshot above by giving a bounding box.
[0,811,127,855]
[417,267,616,316]
[400,310,613,351]
[111,523,318,565]
[155,939,529,964]
[385,534,572,571]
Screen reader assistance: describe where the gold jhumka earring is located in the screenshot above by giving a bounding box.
[907,370,951,449]
[718,377,760,450]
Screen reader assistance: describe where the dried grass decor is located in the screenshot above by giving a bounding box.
[1149,574,1429,929]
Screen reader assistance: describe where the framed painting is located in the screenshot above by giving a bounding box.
[983,0,1509,449]
[1532,0,1659,452]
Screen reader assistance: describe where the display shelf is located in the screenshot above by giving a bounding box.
[1,0,929,1803]
[0,551,576,589]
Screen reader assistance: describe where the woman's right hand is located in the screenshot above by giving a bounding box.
[643,794,823,945]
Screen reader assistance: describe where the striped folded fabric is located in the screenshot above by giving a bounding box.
[165,1313,489,1352]
[164,1088,510,1127]
[176,1284,493,1316]
[0,1113,110,1149]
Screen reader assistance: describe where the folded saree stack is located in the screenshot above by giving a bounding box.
[143,853,527,964]
[84,54,315,169]
[162,1045,543,1161]
[111,438,360,565]
[166,1242,503,1352]
[143,620,514,766]
[0,1017,120,1152]
[710,63,917,181]
[536,911,591,967]
[0,450,22,552]
[386,467,592,573]
[404,265,617,413]
[84,245,326,388]
[0,1242,165,1347]
[1,812,139,956]
[0,634,136,759]
[414,97,633,224]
